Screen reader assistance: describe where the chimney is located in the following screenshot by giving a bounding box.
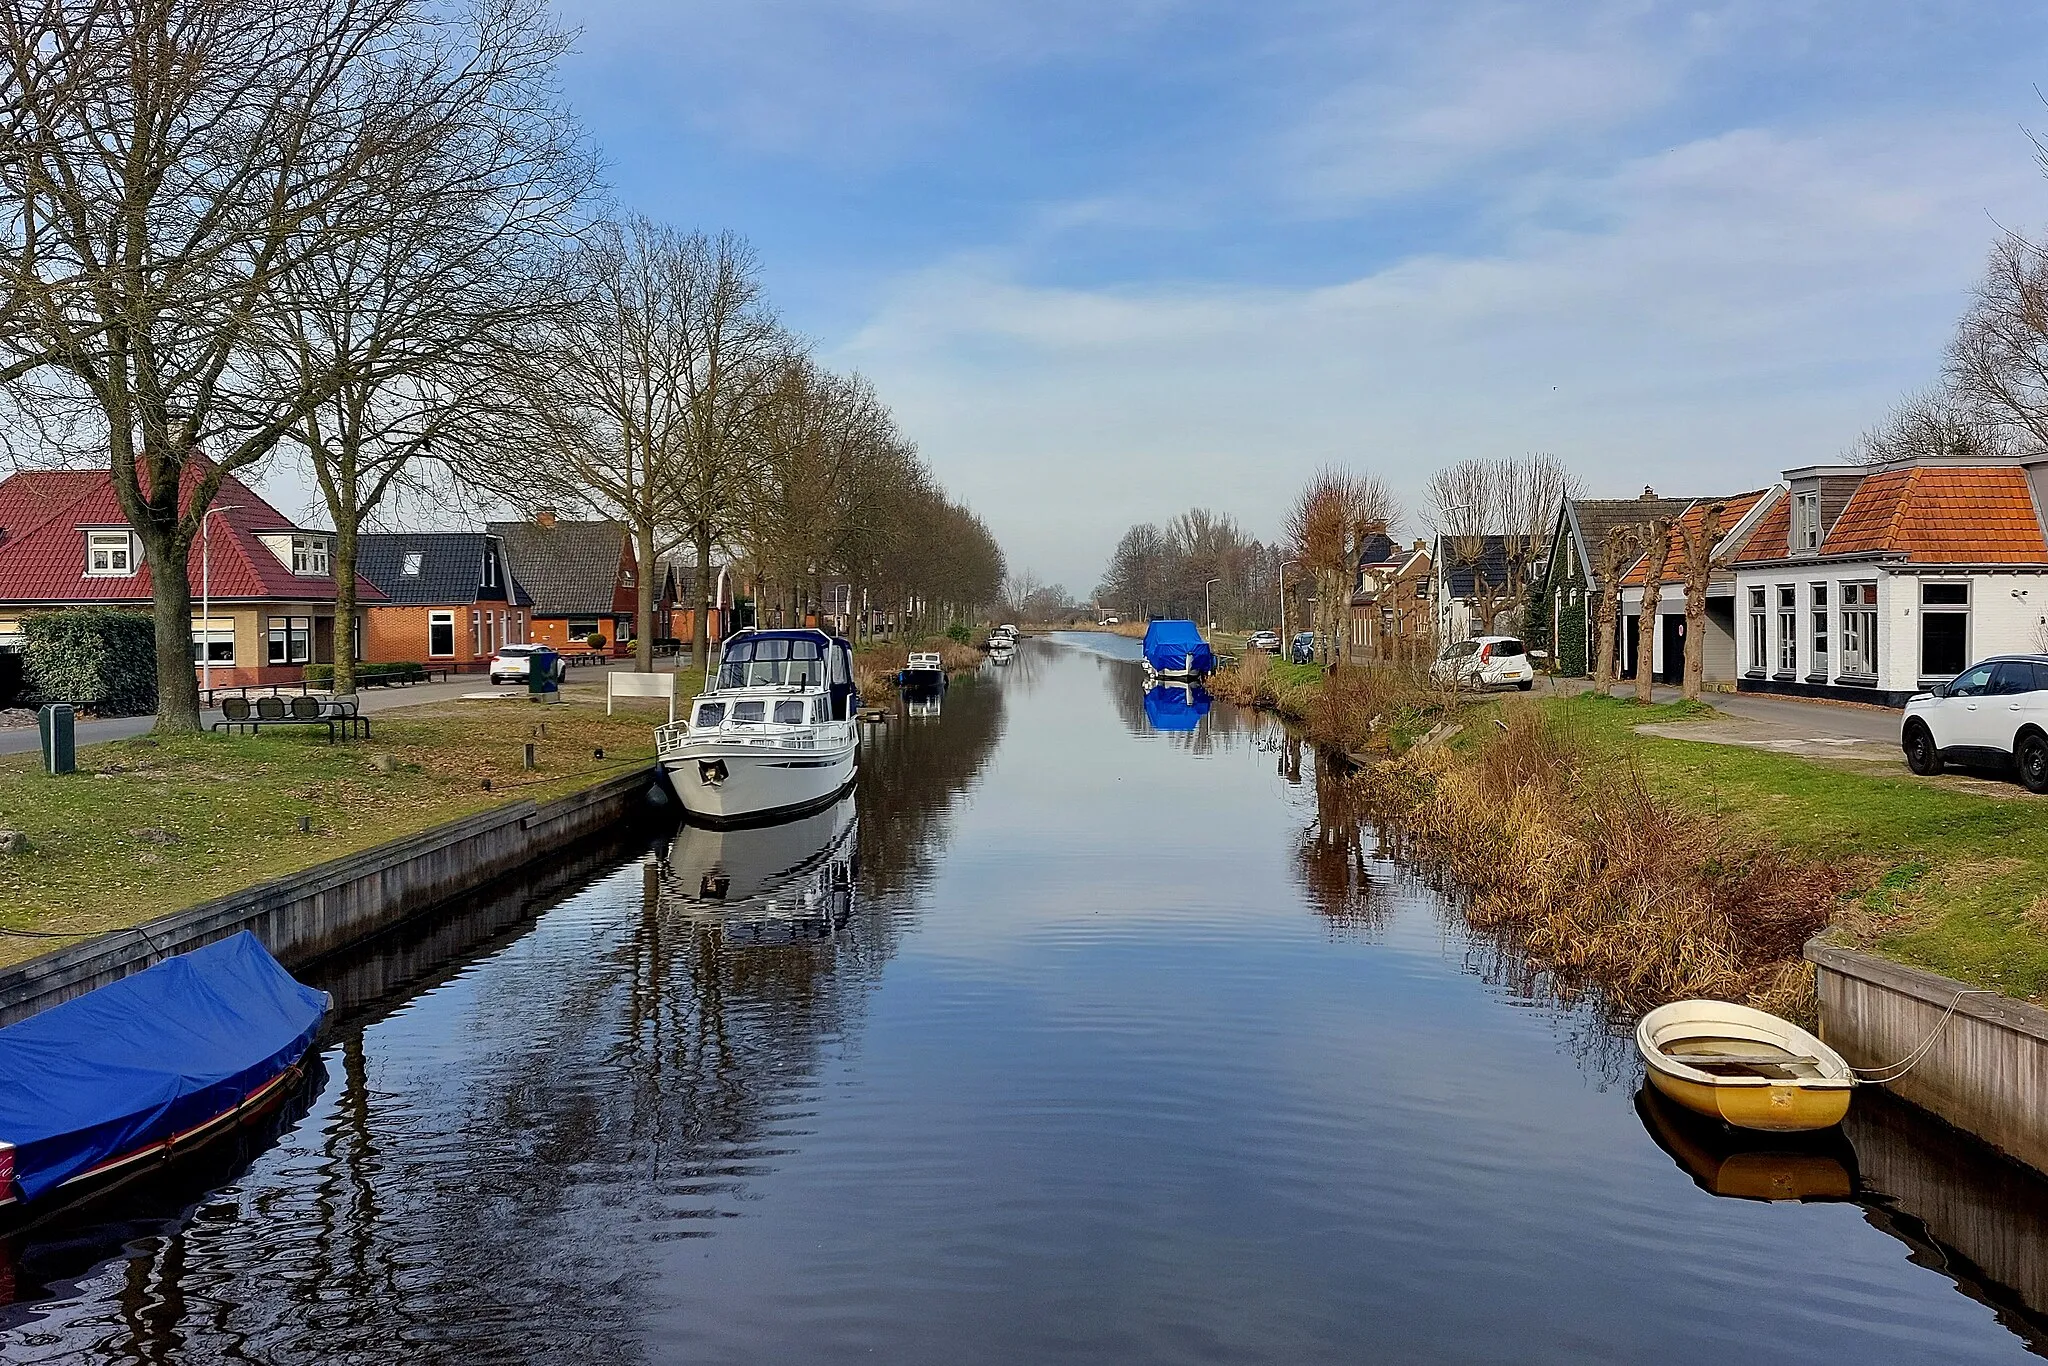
[535,507,557,529]
[1640,486,1657,500]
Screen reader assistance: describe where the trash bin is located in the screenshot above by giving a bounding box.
[38,703,75,775]
[526,648,562,703]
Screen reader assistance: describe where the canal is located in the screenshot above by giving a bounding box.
[5,633,2048,1362]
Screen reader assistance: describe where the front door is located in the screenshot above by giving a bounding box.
[1659,614,1686,685]
[1621,616,1639,680]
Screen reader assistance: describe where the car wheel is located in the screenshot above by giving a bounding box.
[2019,733,2048,795]
[1903,722,1943,776]
[1517,680,1533,692]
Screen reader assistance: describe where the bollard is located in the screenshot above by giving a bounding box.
[523,742,537,770]
[37,704,75,776]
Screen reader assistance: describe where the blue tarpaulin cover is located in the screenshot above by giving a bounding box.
[1142,620,1216,675]
[0,932,327,1202]
[1143,684,1212,732]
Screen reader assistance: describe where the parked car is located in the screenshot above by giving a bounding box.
[489,644,540,685]
[1289,631,1321,664]
[1098,615,1121,626]
[1246,630,1282,653]
[1901,655,2048,792]
[1432,636,1535,691]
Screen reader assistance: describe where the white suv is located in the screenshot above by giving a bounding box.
[489,644,539,685]
[1902,655,2048,792]
[1432,636,1536,691]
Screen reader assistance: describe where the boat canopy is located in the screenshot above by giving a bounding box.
[716,630,831,689]
[1143,683,1211,732]
[1142,620,1215,675]
[0,932,328,1202]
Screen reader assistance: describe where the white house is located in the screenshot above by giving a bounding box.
[1727,458,2048,706]
[1614,488,1780,687]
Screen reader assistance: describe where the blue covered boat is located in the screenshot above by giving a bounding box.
[1143,682,1212,732]
[0,932,328,1223]
[1141,619,1216,678]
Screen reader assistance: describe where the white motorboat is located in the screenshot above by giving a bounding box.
[656,627,860,826]
[655,794,858,943]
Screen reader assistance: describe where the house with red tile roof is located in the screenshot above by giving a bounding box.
[0,467,382,687]
[1725,458,2048,705]
[1614,488,1781,687]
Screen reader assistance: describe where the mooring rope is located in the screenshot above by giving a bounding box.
[1849,987,2000,1084]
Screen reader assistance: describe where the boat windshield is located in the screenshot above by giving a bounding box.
[717,636,826,689]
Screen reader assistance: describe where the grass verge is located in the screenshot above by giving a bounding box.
[0,676,701,969]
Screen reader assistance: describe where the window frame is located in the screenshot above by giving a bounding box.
[190,617,234,665]
[1794,493,1821,551]
[291,535,330,576]
[428,610,456,658]
[1775,585,1798,675]
[1838,582,1878,681]
[401,551,424,578]
[266,615,313,665]
[1918,580,1970,682]
[1808,582,1829,680]
[85,529,136,577]
[1746,586,1766,676]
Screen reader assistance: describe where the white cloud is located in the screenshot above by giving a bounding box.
[840,119,2044,589]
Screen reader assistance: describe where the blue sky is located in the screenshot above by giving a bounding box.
[540,1,2048,592]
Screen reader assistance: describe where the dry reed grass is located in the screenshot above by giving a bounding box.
[853,639,983,699]
[1367,701,1855,1018]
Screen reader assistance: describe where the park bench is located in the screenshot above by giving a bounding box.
[212,694,370,744]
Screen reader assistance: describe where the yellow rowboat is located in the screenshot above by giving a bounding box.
[1635,1000,1855,1133]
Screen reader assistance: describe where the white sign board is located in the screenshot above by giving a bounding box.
[607,669,677,723]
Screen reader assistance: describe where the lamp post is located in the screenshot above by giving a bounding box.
[199,505,243,696]
[1204,577,1220,632]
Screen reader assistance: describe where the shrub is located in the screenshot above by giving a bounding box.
[304,661,425,686]
[586,633,608,650]
[946,623,972,645]
[20,608,157,715]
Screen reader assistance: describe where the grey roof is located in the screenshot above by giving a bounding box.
[1565,496,1699,587]
[357,532,530,607]
[488,519,627,616]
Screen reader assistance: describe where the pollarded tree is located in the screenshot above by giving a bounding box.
[1634,516,1673,705]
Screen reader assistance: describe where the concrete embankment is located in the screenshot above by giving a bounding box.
[0,766,666,1027]
[1811,938,2048,1177]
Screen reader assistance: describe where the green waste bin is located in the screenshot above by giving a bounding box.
[38,703,75,775]
[526,648,562,702]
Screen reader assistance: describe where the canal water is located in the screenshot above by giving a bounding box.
[5,633,2048,1363]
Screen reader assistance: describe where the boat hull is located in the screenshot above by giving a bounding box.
[1643,1068,1853,1133]
[1636,999,1855,1134]
[661,733,858,827]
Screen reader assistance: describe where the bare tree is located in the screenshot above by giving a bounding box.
[1287,467,1396,668]
[1674,503,1725,702]
[1851,385,2016,464]
[1634,516,1673,705]
[1592,523,1640,693]
[1425,454,1577,638]
[1946,232,2048,457]
[0,0,514,729]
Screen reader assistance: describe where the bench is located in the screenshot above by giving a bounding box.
[212,695,371,743]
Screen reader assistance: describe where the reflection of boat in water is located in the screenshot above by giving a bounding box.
[655,796,858,944]
[1637,999,1854,1132]
[987,641,1014,665]
[905,692,943,719]
[1143,680,1211,732]
[1636,1084,1855,1203]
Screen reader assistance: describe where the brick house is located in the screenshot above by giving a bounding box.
[1728,458,2048,706]
[1348,532,1433,661]
[487,513,636,654]
[0,467,382,687]
[655,556,727,646]
[356,532,531,669]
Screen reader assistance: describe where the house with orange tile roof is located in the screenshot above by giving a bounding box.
[1725,458,2048,705]
[0,467,383,687]
[1614,488,1782,687]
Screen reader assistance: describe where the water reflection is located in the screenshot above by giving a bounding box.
[1636,1084,1857,1203]
[1140,681,1209,732]
[655,797,858,943]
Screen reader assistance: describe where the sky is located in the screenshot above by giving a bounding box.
[280,0,2048,596]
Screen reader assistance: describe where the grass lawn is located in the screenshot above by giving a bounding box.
[0,674,702,970]
[1520,691,2048,1001]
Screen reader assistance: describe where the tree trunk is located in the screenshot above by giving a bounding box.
[634,518,655,671]
[1593,585,1617,693]
[146,539,202,733]
[1635,579,1660,705]
[1682,585,1706,701]
[333,518,358,696]
[693,527,714,669]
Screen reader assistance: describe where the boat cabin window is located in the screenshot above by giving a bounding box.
[694,701,726,728]
[731,700,766,723]
[774,699,807,724]
[717,635,826,689]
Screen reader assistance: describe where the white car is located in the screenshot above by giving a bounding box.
[1432,636,1536,691]
[489,644,540,685]
[1901,654,2048,792]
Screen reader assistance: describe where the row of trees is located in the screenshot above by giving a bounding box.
[1094,509,1291,630]
[0,0,1001,729]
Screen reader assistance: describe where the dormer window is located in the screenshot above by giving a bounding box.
[481,548,497,588]
[402,551,424,577]
[1794,493,1820,551]
[291,535,330,575]
[86,530,135,576]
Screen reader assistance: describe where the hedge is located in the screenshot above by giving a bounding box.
[304,661,426,687]
[20,608,157,716]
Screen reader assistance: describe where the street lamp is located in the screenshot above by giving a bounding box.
[199,505,243,696]
[1204,577,1220,632]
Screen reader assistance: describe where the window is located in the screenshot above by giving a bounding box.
[1989,661,2039,696]
[190,617,234,664]
[568,619,600,641]
[715,635,827,689]
[86,530,134,576]
[401,551,424,578]
[481,548,497,588]
[1747,586,1766,674]
[291,535,329,575]
[1776,586,1797,673]
[1949,662,1995,697]
[1794,493,1821,550]
[773,699,806,724]
[1809,583,1828,677]
[694,701,726,728]
[1920,581,1969,679]
[1840,584,1877,678]
[267,615,312,664]
[428,611,455,657]
[731,699,765,723]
